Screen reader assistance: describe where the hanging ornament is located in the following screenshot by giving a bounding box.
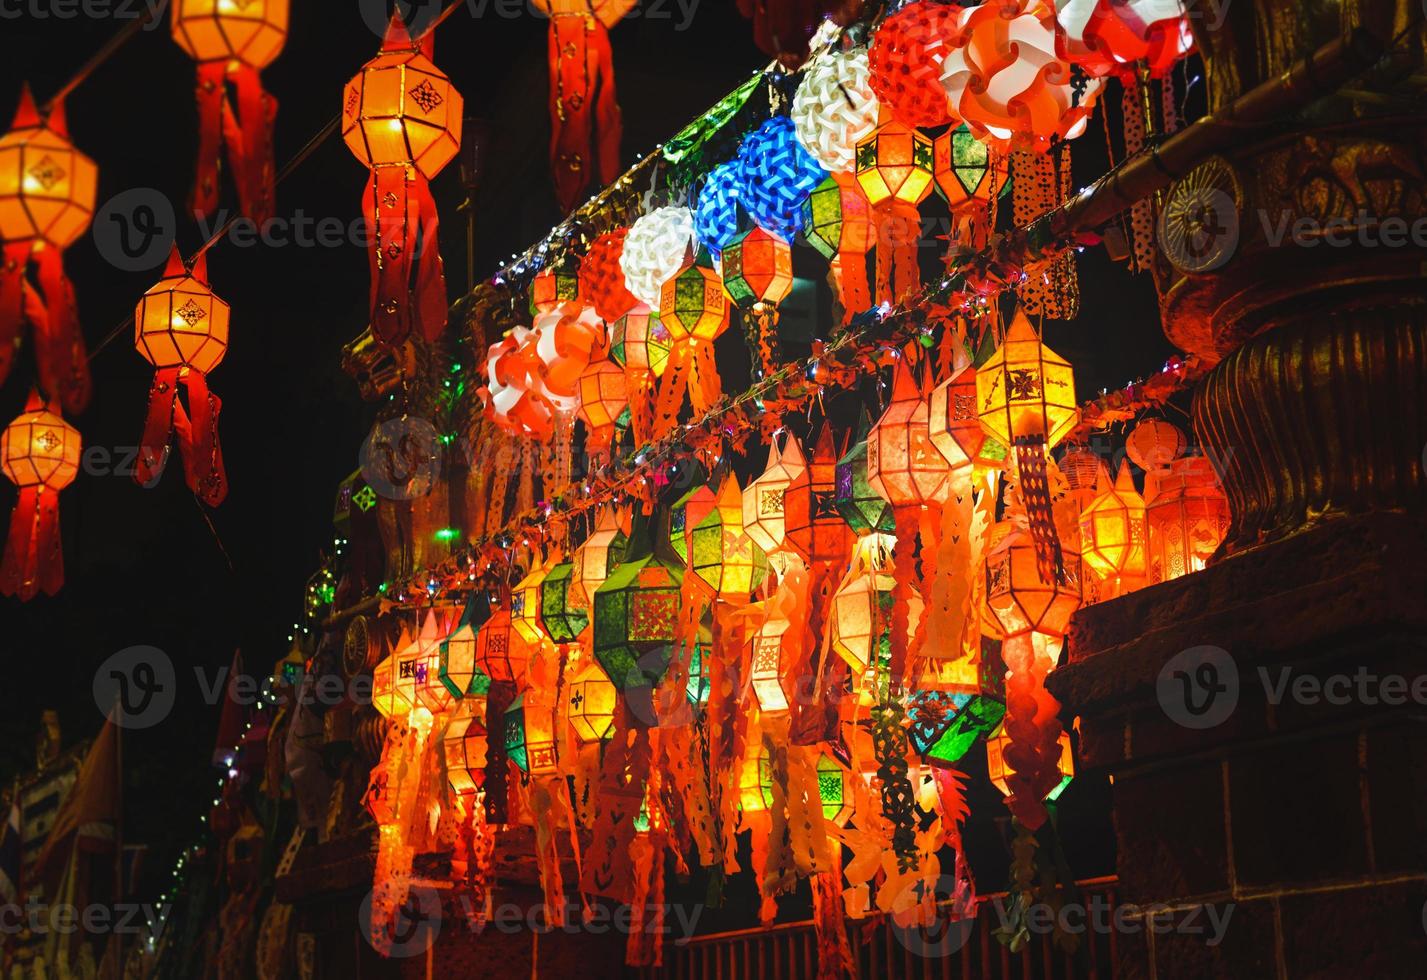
[575,354,628,459]
[940,1,1103,154]
[742,432,812,567]
[1080,460,1147,596]
[867,1,958,129]
[835,419,896,536]
[1125,418,1187,474]
[620,205,694,310]
[440,591,494,699]
[736,116,827,242]
[977,309,1077,582]
[829,534,897,676]
[932,124,1009,248]
[692,160,744,260]
[540,559,589,643]
[533,0,631,212]
[867,362,950,509]
[371,626,423,718]
[570,507,629,610]
[172,0,287,221]
[749,602,792,713]
[505,693,558,774]
[413,609,458,713]
[1145,452,1230,584]
[529,261,581,315]
[983,525,1082,639]
[986,722,1072,800]
[721,227,792,379]
[475,606,528,687]
[343,13,462,345]
[511,558,555,652]
[659,250,728,344]
[566,658,618,742]
[0,87,95,413]
[928,360,987,478]
[481,327,564,440]
[802,173,874,321]
[609,305,671,445]
[133,248,230,506]
[444,707,490,796]
[534,302,605,399]
[690,475,768,600]
[669,482,717,564]
[0,390,78,600]
[791,47,880,174]
[592,511,684,690]
[1055,0,1194,79]
[854,111,932,305]
[581,227,639,320]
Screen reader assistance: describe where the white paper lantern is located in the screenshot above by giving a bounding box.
[792,48,881,174]
[620,205,695,309]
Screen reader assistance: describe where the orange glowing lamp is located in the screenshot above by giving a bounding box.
[854,114,934,208]
[867,363,950,508]
[610,306,674,378]
[830,535,897,674]
[984,528,1083,639]
[1145,454,1230,584]
[474,607,527,687]
[1080,461,1147,582]
[742,434,812,565]
[987,722,1073,801]
[570,508,629,610]
[659,250,727,343]
[0,391,80,600]
[690,476,769,600]
[566,659,618,743]
[976,310,1077,451]
[444,709,489,795]
[749,609,791,713]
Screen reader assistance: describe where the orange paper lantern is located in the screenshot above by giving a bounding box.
[868,363,950,509]
[1145,454,1230,584]
[0,390,79,600]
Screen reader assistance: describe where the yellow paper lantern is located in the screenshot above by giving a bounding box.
[976,309,1078,451]
[1080,461,1147,582]
[984,529,1083,638]
[691,476,768,600]
[854,115,934,207]
[565,659,618,743]
[511,558,553,651]
[830,535,897,674]
[371,629,423,719]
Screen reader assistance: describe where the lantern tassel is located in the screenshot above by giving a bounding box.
[0,242,30,391]
[1014,435,1065,585]
[191,61,226,220]
[1,484,62,600]
[32,244,90,414]
[231,65,277,224]
[873,201,921,305]
[364,168,449,346]
[548,13,623,214]
[137,368,228,506]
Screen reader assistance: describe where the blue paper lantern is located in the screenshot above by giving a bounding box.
[737,116,827,241]
[693,161,743,260]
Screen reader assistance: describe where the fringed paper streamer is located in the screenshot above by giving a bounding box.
[531,777,568,928]
[871,698,918,872]
[362,715,431,955]
[547,11,622,215]
[928,484,974,663]
[137,366,228,506]
[363,164,448,346]
[760,718,799,909]
[889,508,920,691]
[1014,435,1066,586]
[931,767,977,919]
[832,173,873,322]
[1,484,61,600]
[626,830,666,967]
[1001,632,1063,831]
[484,681,517,825]
[708,600,760,872]
[873,202,921,306]
[812,851,857,980]
[1121,80,1156,274]
[31,243,89,414]
[581,701,651,903]
[1012,149,1079,319]
[784,743,833,876]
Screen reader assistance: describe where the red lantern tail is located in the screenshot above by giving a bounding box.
[548,14,622,214]
[874,201,922,305]
[1,485,63,600]
[32,244,90,414]
[137,368,228,506]
[0,241,28,390]
[191,63,277,223]
[192,61,227,220]
[365,169,448,346]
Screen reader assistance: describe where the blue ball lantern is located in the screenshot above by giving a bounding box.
[693,161,744,260]
[737,116,827,241]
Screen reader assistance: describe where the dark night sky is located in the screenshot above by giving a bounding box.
[0,2,1173,899]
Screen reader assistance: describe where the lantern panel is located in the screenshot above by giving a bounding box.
[929,363,987,474]
[749,614,790,713]
[835,436,896,535]
[1080,462,1147,579]
[529,266,581,315]
[742,436,812,560]
[134,274,231,374]
[540,561,589,642]
[570,518,628,609]
[854,121,934,208]
[867,368,950,507]
[511,562,551,650]
[1,405,80,490]
[439,623,492,698]
[343,55,463,177]
[932,124,1009,209]
[592,556,681,690]
[611,306,674,379]
[566,660,617,743]
[691,478,768,599]
[985,542,1083,639]
[722,227,793,310]
[576,358,628,432]
[172,0,289,68]
[474,609,527,686]
[669,484,716,564]
[1145,455,1230,583]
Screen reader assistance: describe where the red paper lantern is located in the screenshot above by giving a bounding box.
[1,390,79,600]
[0,87,95,413]
[343,14,462,345]
[575,354,628,457]
[868,1,960,129]
[172,0,288,221]
[133,248,230,506]
[580,227,639,321]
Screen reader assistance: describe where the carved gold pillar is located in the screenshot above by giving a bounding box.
[1155,0,1427,550]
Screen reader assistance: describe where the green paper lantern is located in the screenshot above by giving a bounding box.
[835,429,896,534]
[540,561,588,643]
[592,513,685,690]
[504,694,557,775]
[658,249,728,342]
[439,594,493,698]
[801,175,842,261]
[669,483,716,564]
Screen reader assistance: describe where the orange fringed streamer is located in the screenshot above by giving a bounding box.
[173,0,286,222]
[0,88,95,413]
[530,777,569,928]
[538,1,631,213]
[133,248,229,506]
[811,852,857,980]
[626,829,666,967]
[343,14,461,346]
[581,701,651,904]
[999,631,1063,831]
[362,711,434,955]
[1,390,78,600]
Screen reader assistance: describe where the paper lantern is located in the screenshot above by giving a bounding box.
[581,227,639,321]
[0,88,95,413]
[988,723,1073,801]
[475,607,527,687]
[481,327,564,441]
[721,227,793,310]
[0,391,79,600]
[173,0,287,221]
[133,248,230,506]
[540,560,588,643]
[868,364,951,509]
[1125,418,1188,474]
[941,1,1103,154]
[620,205,694,309]
[933,124,1008,211]
[371,632,423,718]
[867,1,958,128]
[928,361,986,477]
[342,14,462,344]
[791,47,880,173]
[1059,445,1102,504]
[1145,454,1230,584]
[534,303,605,398]
[801,173,874,319]
[669,483,716,564]
[854,117,934,208]
[736,116,827,241]
[609,306,674,378]
[659,250,728,343]
[976,310,1077,451]
[693,160,743,260]
[529,263,581,315]
[690,476,768,600]
[570,509,628,609]
[742,434,812,563]
[830,537,897,673]
[835,426,896,536]
[791,425,853,565]
[576,355,628,458]
[591,514,683,690]
[511,560,553,651]
[439,612,493,700]
[984,532,1082,638]
[1080,461,1147,581]
[757,749,853,825]
[505,694,557,775]
[749,609,790,713]
[411,611,458,713]
[907,691,1004,764]
[1055,0,1194,79]
[444,711,489,795]
[566,659,618,743]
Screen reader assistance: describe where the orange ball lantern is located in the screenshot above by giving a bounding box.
[0,390,79,600]
[343,13,462,345]
[133,248,230,506]
[0,87,96,413]
[172,0,288,221]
